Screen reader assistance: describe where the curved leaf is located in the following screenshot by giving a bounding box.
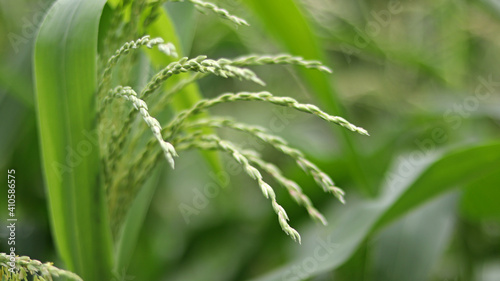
[460,170,500,220]
[251,142,500,281]
[373,143,500,229]
[34,0,113,279]
[371,194,456,281]
[114,164,162,274]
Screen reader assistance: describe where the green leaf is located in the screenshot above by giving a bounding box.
[114,164,162,274]
[34,0,113,279]
[460,170,500,220]
[251,142,500,281]
[371,194,456,281]
[373,143,500,229]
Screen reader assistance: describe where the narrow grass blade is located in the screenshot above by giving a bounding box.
[114,164,163,274]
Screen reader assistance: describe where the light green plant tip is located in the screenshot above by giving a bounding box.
[0,253,83,281]
[99,35,176,96]
[185,117,345,206]
[225,54,333,73]
[140,56,265,99]
[109,86,178,169]
[168,0,249,26]
[243,151,329,225]
[175,134,302,243]
[163,91,369,140]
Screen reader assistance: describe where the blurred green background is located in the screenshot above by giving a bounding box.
[1,0,500,280]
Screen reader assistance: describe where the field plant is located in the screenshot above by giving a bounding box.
[1,0,499,281]
[6,0,369,279]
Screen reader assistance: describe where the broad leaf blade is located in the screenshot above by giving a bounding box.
[34,0,112,279]
[251,142,500,281]
[460,170,500,220]
[373,143,500,229]
[372,194,456,281]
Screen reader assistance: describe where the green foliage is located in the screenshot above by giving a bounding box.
[33,0,112,280]
[33,0,365,278]
[253,143,500,281]
[0,0,496,280]
[102,53,365,243]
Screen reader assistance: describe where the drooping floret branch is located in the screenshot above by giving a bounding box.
[0,253,83,281]
[149,54,334,112]
[140,56,266,99]
[244,152,328,225]
[104,53,335,182]
[98,35,177,100]
[104,57,266,178]
[163,91,369,140]
[105,89,367,239]
[184,117,346,203]
[144,54,334,102]
[222,54,333,73]
[174,133,328,225]
[108,86,178,169]
[166,0,249,26]
[99,31,369,239]
[174,134,302,243]
[125,91,367,185]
